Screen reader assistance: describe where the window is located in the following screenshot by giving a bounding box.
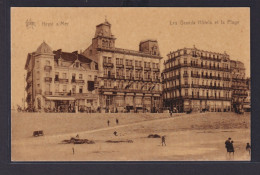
[184,78,188,85]
[103,56,107,63]
[72,85,76,94]
[108,57,112,63]
[184,58,187,64]
[55,72,59,81]
[185,89,188,96]
[79,74,83,79]
[79,86,83,93]
[62,73,67,79]
[55,84,59,92]
[45,60,50,65]
[72,73,76,82]
[63,85,67,92]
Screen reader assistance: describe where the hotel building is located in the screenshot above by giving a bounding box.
[230,60,248,112]
[82,20,163,113]
[162,46,232,112]
[25,42,99,112]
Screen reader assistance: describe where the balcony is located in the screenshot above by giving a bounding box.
[44,65,52,72]
[125,65,134,69]
[44,77,52,82]
[44,91,52,95]
[183,73,189,78]
[144,78,152,82]
[116,75,125,80]
[104,74,115,79]
[59,78,69,83]
[152,68,160,72]
[135,66,143,70]
[135,77,143,81]
[103,62,114,68]
[144,67,151,71]
[125,76,135,80]
[76,79,85,84]
[181,84,190,88]
[93,81,99,89]
[191,84,200,88]
[191,74,200,78]
[116,64,124,68]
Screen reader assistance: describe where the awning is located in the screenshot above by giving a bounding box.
[44,96,76,101]
[243,105,251,109]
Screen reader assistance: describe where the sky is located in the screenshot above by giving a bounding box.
[11,7,250,107]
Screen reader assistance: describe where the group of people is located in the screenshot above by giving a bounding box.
[107,118,119,126]
[225,137,251,158]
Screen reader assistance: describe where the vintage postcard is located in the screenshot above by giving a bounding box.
[11,7,250,161]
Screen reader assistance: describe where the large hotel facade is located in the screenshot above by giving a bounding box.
[25,20,163,113]
[162,47,233,112]
[162,46,250,113]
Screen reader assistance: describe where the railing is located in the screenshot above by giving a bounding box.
[183,73,189,78]
[103,74,115,79]
[116,64,124,68]
[152,68,160,72]
[191,74,200,78]
[59,78,69,83]
[75,79,85,84]
[99,87,162,94]
[144,67,151,71]
[135,77,143,81]
[135,66,143,70]
[103,62,114,67]
[143,78,152,81]
[125,65,134,69]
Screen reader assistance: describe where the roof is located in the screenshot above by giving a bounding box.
[53,50,97,64]
[96,20,111,27]
[36,41,53,54]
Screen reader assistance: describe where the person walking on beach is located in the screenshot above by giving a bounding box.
[107,120,110,126]
[72,147,75,155]
[170,110,172,117]
[228,141,235,158]
[246,143,251,156]
[116,118,119,125]
[225,137,231,154]
[162,136,166,146]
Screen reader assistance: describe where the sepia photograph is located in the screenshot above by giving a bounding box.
[11,7,250,161]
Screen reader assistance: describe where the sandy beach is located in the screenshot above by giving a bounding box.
[11,112,250,161]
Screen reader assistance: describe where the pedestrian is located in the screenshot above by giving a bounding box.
[72,147,74,155]
[246,143,251,155]
[107,120,110,126]
[116,118,119,125]
[225,137,231,154]
[162,136,166,146]
[114,131,117,136]
[228,141,235,157]
[170,110,172,117]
